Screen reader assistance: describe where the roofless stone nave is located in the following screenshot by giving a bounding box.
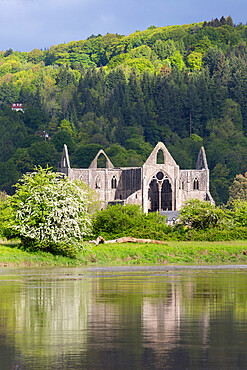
[59,142,214,213]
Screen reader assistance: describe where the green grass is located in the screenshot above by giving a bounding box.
[0,239,81,267]
[1,239,247,267]
[79,240,247,265]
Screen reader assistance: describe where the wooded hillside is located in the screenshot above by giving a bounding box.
[0,16,246,204]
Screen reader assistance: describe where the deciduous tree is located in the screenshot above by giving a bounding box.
[5,167,91,257]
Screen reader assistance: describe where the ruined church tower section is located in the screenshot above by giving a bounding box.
[58,144,70,176]
[177,146,214,208]
[58,142,214,213]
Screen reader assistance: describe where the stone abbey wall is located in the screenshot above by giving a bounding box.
[58,142,214,213]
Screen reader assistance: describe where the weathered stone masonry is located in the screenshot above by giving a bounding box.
[58,142,214,213]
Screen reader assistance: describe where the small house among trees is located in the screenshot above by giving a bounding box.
[11,103,24,113]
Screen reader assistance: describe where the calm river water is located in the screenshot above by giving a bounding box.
[1,265,247,369]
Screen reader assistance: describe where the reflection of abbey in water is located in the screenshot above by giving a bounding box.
[59,142,214,213]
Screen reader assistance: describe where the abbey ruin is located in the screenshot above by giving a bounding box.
[59,142,214,213]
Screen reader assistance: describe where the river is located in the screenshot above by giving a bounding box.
[1,265,247,369]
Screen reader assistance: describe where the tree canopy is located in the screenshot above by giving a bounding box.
[3,167,91,256]
[0,17,246,204]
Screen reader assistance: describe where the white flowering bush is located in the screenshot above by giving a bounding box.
[8,167,91,257]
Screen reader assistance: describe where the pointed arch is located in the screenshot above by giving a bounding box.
[97,153,107,168]
[193,178,199,190]
[89,149,114,169]
[95,176,101,189]
[144,142,178,167]
[111,176,117,189]
[156,149,165,164]
[161,179,172,210]
[148,178,159,212]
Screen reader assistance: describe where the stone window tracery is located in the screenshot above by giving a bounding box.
[156,171,164,181]
[148,172,172,211]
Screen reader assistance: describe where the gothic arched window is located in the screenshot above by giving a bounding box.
[111,176,117,189]
[193,178,199,190]
[95,176,101,189]
[156,149,165,164]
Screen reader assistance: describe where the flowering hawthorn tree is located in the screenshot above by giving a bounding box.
[9,167,91,257]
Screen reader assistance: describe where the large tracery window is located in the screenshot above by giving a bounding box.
[148,172,172,212]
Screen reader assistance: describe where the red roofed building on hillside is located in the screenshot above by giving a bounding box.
[12,103,24,112]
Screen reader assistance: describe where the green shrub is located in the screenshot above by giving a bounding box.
[179,199,225,229]
[228,199,247,227]
[91,201,247,242]
[187,227,247,241]
[0,191,11,238]
[92,204,171,240]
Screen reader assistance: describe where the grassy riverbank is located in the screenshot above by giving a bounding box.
[1,239,247,267]
[0,240,80,267]
[80,241,247,265]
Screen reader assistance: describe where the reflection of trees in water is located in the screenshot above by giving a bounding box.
[1,271,247,368]
[87,272,247,368]
[0,277,90,367]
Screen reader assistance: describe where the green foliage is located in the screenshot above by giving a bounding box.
[27,141,57,168]
[0,19,246,207]
[228,199,247,227]
[187,52,203,70]
[210,164,230,205]
[185,227,247,241]
[179,199,225,229]
[0,191,11,237]
[105,144,143,167]
[193,36,212,54]
[228,173,247,201]
[28,49,44,63]
[72,144,103,168]
[153,39,177,60]
[167,50,185,70]
[92,200,247,242]
[122,57,155,74]
[4,48,13,57]
[222,99,243,131]
[4,167,91,257]
[51,130,75,153]
[59,119,74,135]
[92,204,171,240]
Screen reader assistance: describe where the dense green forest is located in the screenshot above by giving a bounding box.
[0,16,246,204]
